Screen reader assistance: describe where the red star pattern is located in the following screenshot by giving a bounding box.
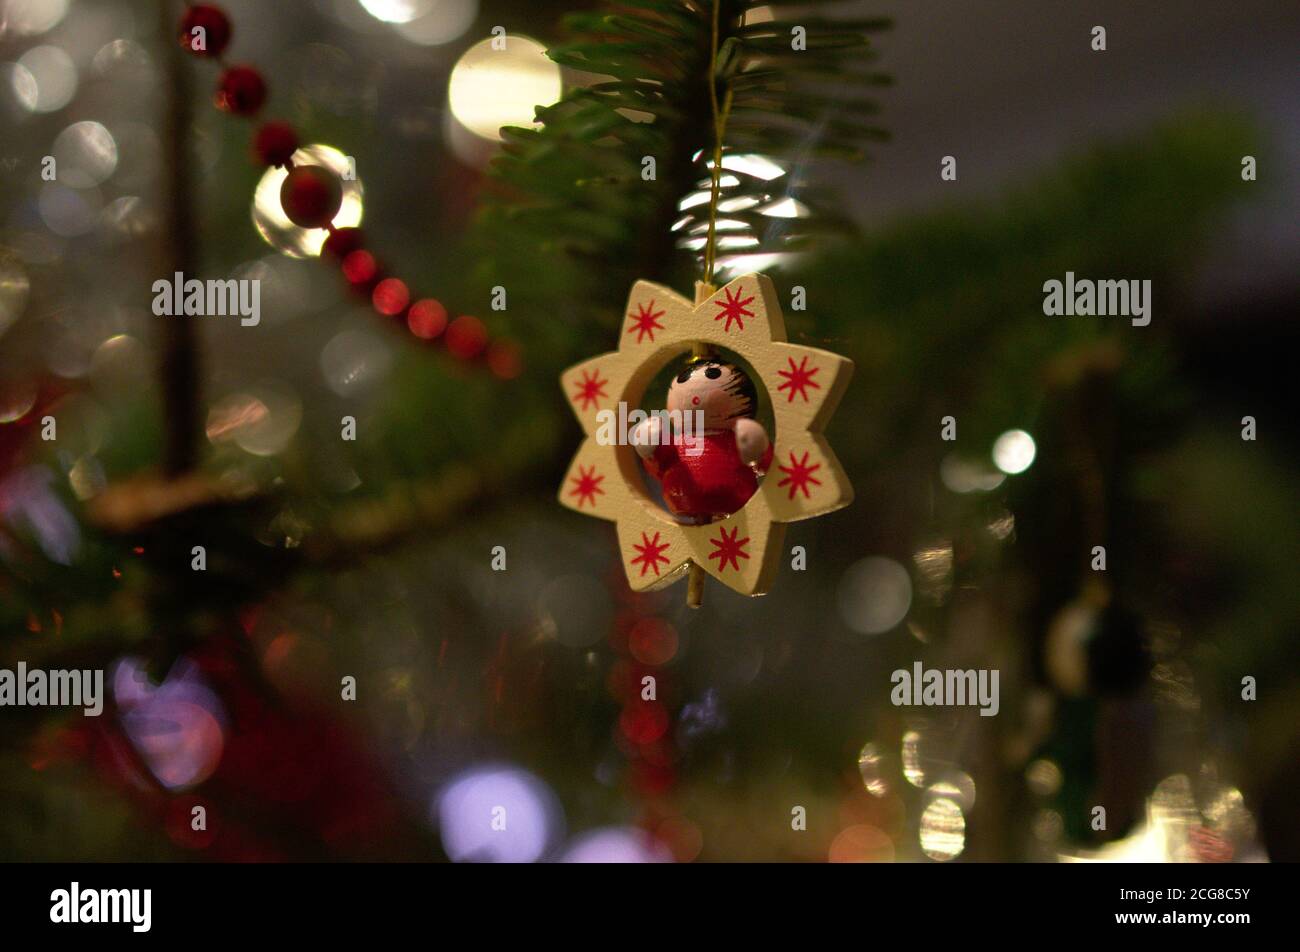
[630,531,672,577]
[572,368,608,411]
[707,525,751,573]
[777,450,823,500]
[713,285,755,332]
[567,465,605,508]
[626,299,665,344]
[776,355,821,403]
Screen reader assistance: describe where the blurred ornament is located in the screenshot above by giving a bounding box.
[559,274,853,604]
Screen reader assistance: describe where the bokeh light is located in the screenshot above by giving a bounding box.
[114,657,228,791]
[14,44,77,112]
[395,0,477,46]
[0,376,37,423]
[52,120,117,188]
[320,328,393,397]
[3,0,70,37]
[447,35,561,142]
[940,452,1006,493]
[559,826,672,863]
[919,797,966,861]
[857,741,889,797]
[357,0,431,23]
[829,823,895,863]
[992,428,1036,474]
[837,556,912,635]
[253,144,363,257]
[206,383,303,457]
[435,764,563,863]
[0,250,31,336]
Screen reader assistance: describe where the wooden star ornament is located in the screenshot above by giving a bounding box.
[558,273,854,599]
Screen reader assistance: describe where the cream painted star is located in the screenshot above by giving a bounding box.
[558,274,854,596]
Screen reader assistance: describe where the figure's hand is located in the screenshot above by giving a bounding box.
[734,418,769,465]
[632,416,662,458]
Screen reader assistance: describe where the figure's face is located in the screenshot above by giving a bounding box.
[666,360,755,429]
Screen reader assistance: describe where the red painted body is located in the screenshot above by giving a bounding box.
[644,431,772,521]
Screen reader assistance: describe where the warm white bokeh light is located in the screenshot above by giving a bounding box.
[3,0,70,36]
[992,428,1037,474]
[447,35,562,142]
[14,44,77,112]
[252,144,363,258]
[395,0,477,46]
[357,0,430,23]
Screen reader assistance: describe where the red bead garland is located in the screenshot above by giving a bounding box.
[322,227,365,260]
[280,165,343,228]
[215,65,267,116]
[445,316,488,361]
[407,299,448,340]
[179,5,231,58]
[178,3,519,375]
[253,120,299,167]
[372,278,410,317]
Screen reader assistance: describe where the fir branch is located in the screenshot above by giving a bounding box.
[469,0,890,343]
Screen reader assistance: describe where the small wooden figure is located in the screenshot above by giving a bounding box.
[632,356,773,523]
[559,273,854,603]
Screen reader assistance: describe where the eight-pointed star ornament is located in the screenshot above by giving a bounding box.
[558,273,854,599]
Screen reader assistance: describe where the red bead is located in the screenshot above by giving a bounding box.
[407,299,448,340]
[215,65,267,116]
[371,278,410,317]
[179,5,231,58]
[486,340,523,379]
[253,121,298,167]
[619,701,670,745]
[341,251,380,295]
[279,165,342,228]
[322,227,365,259]
[445,316,488,361]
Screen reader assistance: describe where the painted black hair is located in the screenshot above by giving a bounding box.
[675,358,757,419]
